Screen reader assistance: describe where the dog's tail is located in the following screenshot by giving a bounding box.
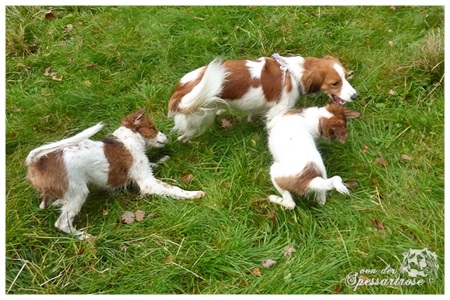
[25,122,104,165]
[169,60,227,116]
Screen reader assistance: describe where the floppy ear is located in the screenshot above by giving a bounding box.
[343,108,361,119]
[302,70,324,93]
[133,108,146,124]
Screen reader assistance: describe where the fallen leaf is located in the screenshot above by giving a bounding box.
[345,181,358,189]
[44,66,52,76]
[135,210,145,222]
[372,178,379,187]
[121,211,135,224]
[44,10,56,20]
[87,63,98,70]
[164,255,176,265]
[371,218,385,231]
[333,285,344,294]
[388,89,397,95]
[252,267,262,277]
[77,248,85,255]
[283,246,296,257]
[388,40,394,47]
[181,173,194,183]
[375,157,388,167]
[148,213,156,219]
[221,118,233,129]
[401,154,413,161]
[51,74,63,82]
[362,145,369,152]
[223,182,232,188]
[102,209,109,216]
[64,24,73,32]
[269,209,276,222]
[262,259,277,268]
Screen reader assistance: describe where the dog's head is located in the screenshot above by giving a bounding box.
[319,102,360,143]
[121,109,168,148]
[302,56,358,104]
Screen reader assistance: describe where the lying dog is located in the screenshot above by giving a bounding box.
[266,102,360,209]
[26,109,205,239]
[168,54,358,142]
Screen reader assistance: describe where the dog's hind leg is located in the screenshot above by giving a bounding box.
[174,110,216,142]
[54,184,92,240]
[268,164,296,210]
[308,175,349,205]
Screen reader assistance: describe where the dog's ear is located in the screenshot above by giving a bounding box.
[343,108,361,119]
[302,70,324,93]
[133,108,146,124]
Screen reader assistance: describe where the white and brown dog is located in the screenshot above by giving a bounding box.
[168,54,358,142]
[267,102,360,209]
[26,109,205,239]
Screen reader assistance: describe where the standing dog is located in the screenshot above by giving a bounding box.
[168,54,358,142]
[26,109,205,239]
[267,103,360,209]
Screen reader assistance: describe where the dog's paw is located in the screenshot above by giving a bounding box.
[332,176,349,195]
[269,195,296,210]
[177,135,192,143]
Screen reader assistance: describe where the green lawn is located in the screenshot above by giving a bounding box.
[5,6,444,294]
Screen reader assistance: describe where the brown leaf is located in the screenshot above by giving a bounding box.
[269,209,276,222]
[44,66,52,76]
[164,255,176,265]
[64,24,73,32]
[87,63,98,70]
[44,10,56,20]
[371,218,385,231]
[148,213,156,219]
[223,182,232,188]
[181,173,194,183]
[262,259,277,268]
[121,211,135,224]
[221,118,233,129]
[345,181,358,189]
[401,154,413,162]
[102,209,109,216]
[372,178,379,187]
[51,74,63,82]
[333,285,344,294]
[135,210,145,222]
[375,157,388,167]
[362,145,369,152]
[252,267,261,277]
[283,246,297,257]
[77,248,85,255]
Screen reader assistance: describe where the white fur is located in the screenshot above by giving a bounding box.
[27,121,205,239]
[267,107,349,210]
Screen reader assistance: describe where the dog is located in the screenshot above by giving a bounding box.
[266,102,360,209]
[26,109,205,239]
[168,54,358,142]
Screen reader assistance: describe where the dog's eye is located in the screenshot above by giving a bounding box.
[331,82,340,87]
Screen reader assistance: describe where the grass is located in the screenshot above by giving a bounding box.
[5,6,444,294]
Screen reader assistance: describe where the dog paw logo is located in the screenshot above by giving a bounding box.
[399,248,439,279]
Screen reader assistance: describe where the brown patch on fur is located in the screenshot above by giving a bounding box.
[220,60,259,100]
[168,67,206,113]
[26,150,68,208]
[121,109,158,140]
[102,137,133,188]
[275,163,323,195]
[301,56,345,95]
[319,102,360,143]
[283,108,305,116]
[260,58,285,101]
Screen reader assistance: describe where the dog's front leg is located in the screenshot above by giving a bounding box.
[139,178,205,200]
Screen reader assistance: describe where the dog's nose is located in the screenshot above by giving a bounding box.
[351,93,359,100]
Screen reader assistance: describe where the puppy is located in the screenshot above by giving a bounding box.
[26,109,205,239]
[266,103,360,209]
[168,54,358,142]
